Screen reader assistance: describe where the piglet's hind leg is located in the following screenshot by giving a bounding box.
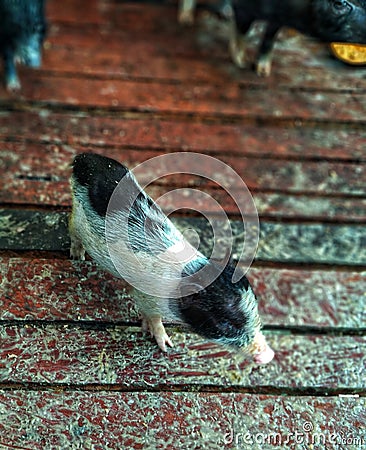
[142,314,173,352]
[70,236,86,260]
[69,219,86,260]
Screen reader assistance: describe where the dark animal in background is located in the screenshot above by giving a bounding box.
[179,0,366,75]
[231,0,366,75]
[0,0,46,91]
[69,152,274,364]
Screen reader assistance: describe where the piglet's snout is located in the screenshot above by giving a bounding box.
[250,332,275,365]
[253,345,275,365]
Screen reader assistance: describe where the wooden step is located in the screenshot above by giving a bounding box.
[1,258,365,328]
[1,210,365,265]
[0,391,364,449]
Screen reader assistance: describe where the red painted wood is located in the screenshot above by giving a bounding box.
[2,72,366,123]
[1,258,365,328]
[47,0,108,25]
[1,113,364,162]
[42,41,232,85]
[0,323,364,388]
[249,268,366,328]
[0,392,364,449]
[1,144,364,220]
[2,177,365,221]
[1,258,136,322]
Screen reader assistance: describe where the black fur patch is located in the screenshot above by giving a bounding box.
[73,153,129,217]
[72,153,171,255]
[176,262,255,346]
[0,0,46,48]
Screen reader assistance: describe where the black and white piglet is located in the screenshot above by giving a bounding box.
[69,153,274,364]
[0,0,46,90]
[230,0,366,75]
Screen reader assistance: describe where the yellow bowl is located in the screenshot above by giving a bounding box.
[330,42,366,66]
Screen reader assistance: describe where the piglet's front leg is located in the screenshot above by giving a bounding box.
[141,314,174,352]
[134,289,174,352]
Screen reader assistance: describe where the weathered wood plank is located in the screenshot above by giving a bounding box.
[0,210,70,252]
[1,258,365,328]
[1,144,365,215]
[0,391,364,450]
[0,142,366,203]
[43,41,232,85]
[0,324,364,389]
[249,269,366,328]
[2,177,366,222]
[252,194,366,222]
[0,258,136,322]
[0,112,365,162]
[2,72,366,123]
[47,0,109,25]
[1,210,365,265]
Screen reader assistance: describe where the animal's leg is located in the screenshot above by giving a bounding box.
[256,23,280,76]
[69,214,86,260]
[3,50,20,91]
[229,13,252,68]
[141,314,173,352]
[178,0,196,25]
[133,289,173,352]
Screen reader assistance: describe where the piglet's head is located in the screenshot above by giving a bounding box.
[175,260,274,364]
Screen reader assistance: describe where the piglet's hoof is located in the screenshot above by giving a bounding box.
[142,315,174,352]
[256,55,272,77]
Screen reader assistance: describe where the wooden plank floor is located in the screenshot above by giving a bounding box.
[0,0,365,448]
